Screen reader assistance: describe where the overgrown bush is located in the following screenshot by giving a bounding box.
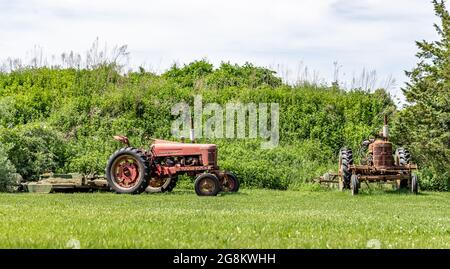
[217,140,335,189]
[162,60,214,88]
[205,62,283,89]
[415,167,449,191]
[162,60,282,89]
[0,123,67,180]
[0,144,16,192]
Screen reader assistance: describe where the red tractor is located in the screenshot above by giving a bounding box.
[105,136,239,196]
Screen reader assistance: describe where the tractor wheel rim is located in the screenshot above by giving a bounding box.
[112,155,140,188]
[200,178,215,194]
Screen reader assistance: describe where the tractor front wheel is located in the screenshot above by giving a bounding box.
[194,173,221,196]
[351,174,359,196]
[411,174,419,194]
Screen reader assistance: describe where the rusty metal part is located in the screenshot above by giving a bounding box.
[349,164,417,171]
[372,140,394,168]
[357,174,411,181]
[113,135,130,146]
[148,177,168,188]
[348,163,418,183]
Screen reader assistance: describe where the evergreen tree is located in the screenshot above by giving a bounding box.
[394,0,450,190]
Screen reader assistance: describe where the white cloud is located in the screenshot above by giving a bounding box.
[0,0,441,104]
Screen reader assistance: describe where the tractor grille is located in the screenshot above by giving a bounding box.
[208,150,217,166]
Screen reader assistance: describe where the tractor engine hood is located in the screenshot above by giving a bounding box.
[151,141,217,156]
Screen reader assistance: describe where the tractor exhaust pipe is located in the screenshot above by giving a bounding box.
[383,115,389,140]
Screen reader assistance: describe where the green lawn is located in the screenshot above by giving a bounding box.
[0,188,449,248]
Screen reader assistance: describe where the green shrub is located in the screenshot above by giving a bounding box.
[0,123,67,180]
[416,167,449,191]
[216,140,335,190]
[66,136,116,176]
[162,60,214,88]
[205,62,282,89]
[0,144,16,192]
[162,60,282,89]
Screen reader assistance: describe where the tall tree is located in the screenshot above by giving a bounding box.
[393,0,450,190]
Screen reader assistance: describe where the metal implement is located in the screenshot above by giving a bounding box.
[23,173,108,193]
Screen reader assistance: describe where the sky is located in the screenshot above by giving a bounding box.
[0,0,441,105]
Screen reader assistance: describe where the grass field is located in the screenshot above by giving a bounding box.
[0,187,449,249]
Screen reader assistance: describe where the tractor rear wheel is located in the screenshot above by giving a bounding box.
[395,148,411,166]
[106,147,150,194]
[194,173,221,196]
[351,174,359,196]
[411,174,419,194]
[221,172,240,192]
[339,148,353,190]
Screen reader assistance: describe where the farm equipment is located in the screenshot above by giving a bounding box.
[105,135,239,196]
[338,116,418,195]
[22,173,109,193]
